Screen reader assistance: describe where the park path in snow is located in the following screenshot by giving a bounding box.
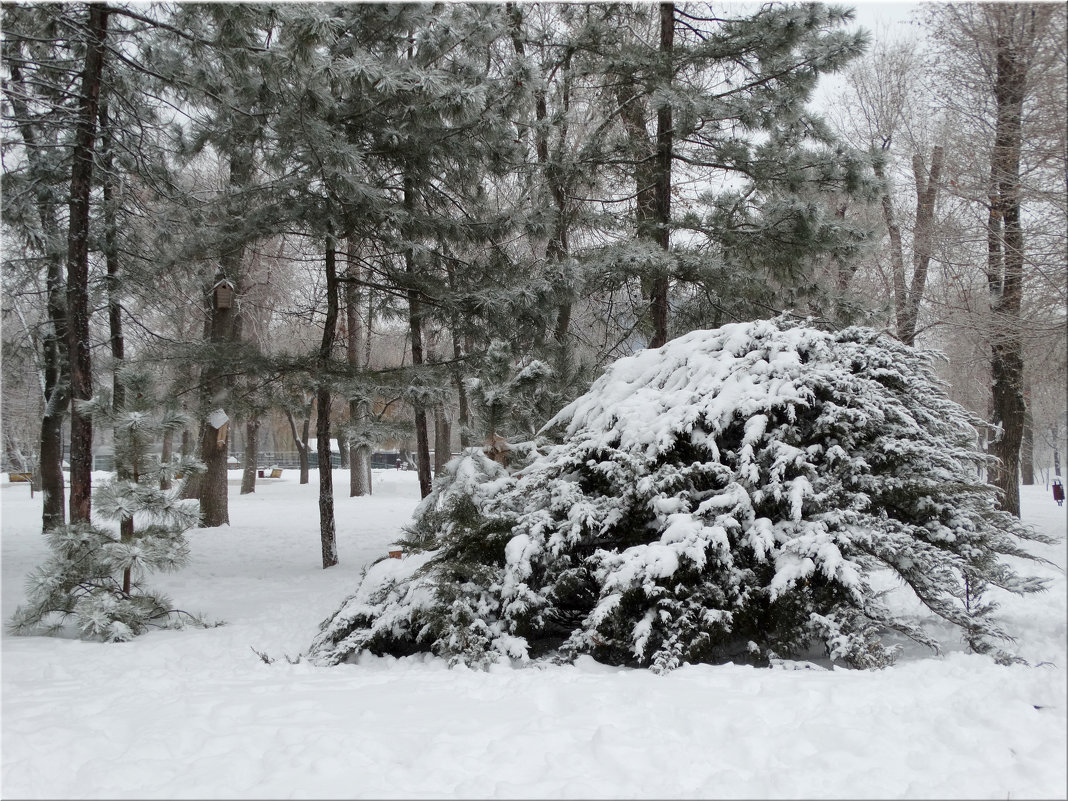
[2,470,1065,799]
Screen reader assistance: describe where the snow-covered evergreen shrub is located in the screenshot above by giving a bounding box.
[9,373,207,642]
[311,317,1052,671]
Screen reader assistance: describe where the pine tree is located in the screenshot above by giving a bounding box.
[310,316,1052,671]
[8,370,206,642]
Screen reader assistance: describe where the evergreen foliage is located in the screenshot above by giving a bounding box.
[311,316,1052,671]
[8,371,207,642]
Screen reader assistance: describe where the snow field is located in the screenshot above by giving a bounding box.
[2,471,1065,799]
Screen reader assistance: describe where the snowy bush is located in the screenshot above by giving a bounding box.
[9,373,207,642]
[311,317,1052,671]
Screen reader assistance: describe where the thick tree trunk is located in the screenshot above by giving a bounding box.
[346,237,372,497]
[615,5,673,349]
[986,10,1035,518]
[198,115,254,525]
[9,56,70,531]
[198,414,230,527]
[240,417,259,494]
[317,237,340,568]
[66,5,109,523]
[433,404,451,475]
[898,147,944,346]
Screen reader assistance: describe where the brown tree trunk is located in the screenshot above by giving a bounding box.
[404,178,432,499]
[1021,386,1034,485]
[66,4,109,523]
[198,114,254,525]
[900,147,944,346]
[102,102,132,587]
[286,409,311,485]
[317,237,340,568]
[7,51,69,531]
[240,417,259,494]
[346,237,372,497]
[647,2,674,349]
[452,330,471,450]
[615,5,673,349]
[986,7,1040,517]
[433,404,451,475]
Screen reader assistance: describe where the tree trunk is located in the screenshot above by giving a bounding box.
[647,2,674,349]
[198,113,255,525]
[986,9,1036,518]
[317,237,340,568]
[39,407,66,532]
[66,4,109,523]
[1021,390,1034,485]
[453,330,471,450]
[433,404,451,475]
[198,412,230,527]
[180,422,203,500]
[102,102,132,582]
[287,409,311,485]
[346,238,371,497]
[899,147,944,346]
[160,428,173,491]
[240,417,259,494]
[404,178,433,498]
[9,53,70,531]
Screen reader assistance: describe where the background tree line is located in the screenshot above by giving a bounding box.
[2,2,1064,568]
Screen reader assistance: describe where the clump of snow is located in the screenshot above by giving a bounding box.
[311,317,1053,672]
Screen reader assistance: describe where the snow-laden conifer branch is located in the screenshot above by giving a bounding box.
[311,317,1052,671]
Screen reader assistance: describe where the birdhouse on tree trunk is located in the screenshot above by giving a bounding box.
[208,408,229,447]
[211,277,236,310]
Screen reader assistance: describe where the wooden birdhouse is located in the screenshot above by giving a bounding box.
[211,277,236,310]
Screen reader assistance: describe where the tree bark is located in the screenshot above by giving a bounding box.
[101,102,133,575]
[986,7,1040,517]
[8,54,70,531]
[648,2,674,349]
[453,330,471,450]
[1021,386,1034,485]
[900,147,944,346]
[66,4,109,523]
[286,409,311,485]
[346,239,372,497]
[160,428,173,491]
[317,237,340,568]
[404,178,433,498]
[433,403,451,475]
[240,417,259,494]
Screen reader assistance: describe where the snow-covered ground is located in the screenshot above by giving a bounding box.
[2,470,1065,799]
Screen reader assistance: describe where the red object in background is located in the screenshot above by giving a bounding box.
[1053,480,1064,506]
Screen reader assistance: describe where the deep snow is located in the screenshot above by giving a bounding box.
[2,470,1065,799]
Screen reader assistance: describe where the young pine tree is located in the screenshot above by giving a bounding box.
[9,371,207,642]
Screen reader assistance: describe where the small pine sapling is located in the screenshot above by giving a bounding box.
[9,371,208,642]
